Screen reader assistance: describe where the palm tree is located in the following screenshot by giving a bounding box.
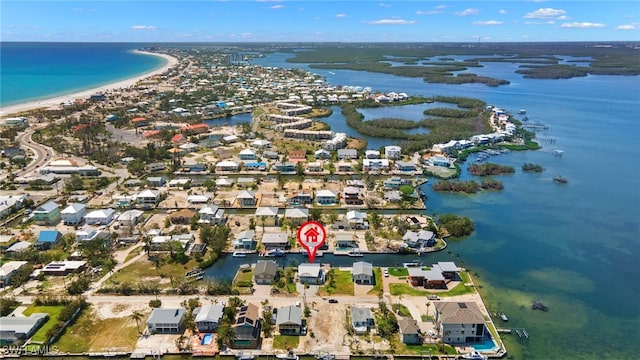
[130,310,144,334]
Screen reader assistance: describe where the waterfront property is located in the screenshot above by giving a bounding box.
[146,308,186,334]
[434,302,485,345]
[254,260,278,285]
[0,261,28,287]
[261,231,288,250]
[232,303,262,349]
[0,313,49,345]
[276,305,302,335]
[351,261,374,285]
[298,263,325,285]
[233,230,256,250]
[398,318,422,345]
[194,304,224,332]
[351,307,375,335]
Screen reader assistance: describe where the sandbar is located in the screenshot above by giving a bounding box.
[0,50,179,117]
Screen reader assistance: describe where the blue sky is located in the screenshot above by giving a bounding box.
[2,1,639,42]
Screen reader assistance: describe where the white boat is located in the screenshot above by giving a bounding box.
[460,351,487,360]
[348,249,363,257]
[500,313,509,321]
[232,251,247,257]
[236,354,255,360]
[519,109,526,114]
[266,248,285,257]
[276,351,299,360]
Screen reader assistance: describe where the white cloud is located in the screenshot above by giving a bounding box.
[417,10,443,15]
[499,9,507,15]
[473,20,504,26]
[365,19,416,25]
[270,4,284,9]
[379,3,391,7]
[560,22,606,28]
[524,8,566,19]
[435,5,447,10]
[130,25,156,30]
[616,24,638,30]
[336,13,348,18]
[456,8,479,16]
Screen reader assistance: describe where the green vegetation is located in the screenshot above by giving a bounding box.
[480,179,504,191]
[438,272,476,297]
[468,163,515,176]
[367,268,383,296]
[523,163,545,173]
[432,179,480,193]
[388,267,409,277]
[22,305,65,343]
[390,283,428,296]
[374,302,399,340]
[272,335,300,350]
[391,303,412,317]
[319,269,354,295]
[438,214,475,237]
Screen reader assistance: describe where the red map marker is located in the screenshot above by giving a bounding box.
[297,221,327,263]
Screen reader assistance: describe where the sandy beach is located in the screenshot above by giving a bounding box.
[0,50,179,117]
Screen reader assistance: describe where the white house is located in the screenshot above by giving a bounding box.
[298,263,325,285]
[136,189,161,208]
[351,307,374,335]
[384,145,402,159]
[351,261,374,285]
[434,302,486,344]
[118,209,144,227]
[84,208,116,225]
[194,304,224,332]
[60,203,86,225]
[0,261,28,287]
[315,189,337,205]
[147,308,186,334]
[215,160,240,172]
[198,204,226,225]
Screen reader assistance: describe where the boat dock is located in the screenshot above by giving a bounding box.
[522,122,549,131]
[185,267,204,281]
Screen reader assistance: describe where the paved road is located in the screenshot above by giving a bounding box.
[10,126,55,180]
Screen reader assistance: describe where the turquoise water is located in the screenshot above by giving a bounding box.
[201,333,213,346]
[253,52,640,359]
[0,42,166,107]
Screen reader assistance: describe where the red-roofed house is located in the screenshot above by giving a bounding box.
[131,117,149,127]
[181,123,209,135]
[171,134,185,143]
[143,130,161,138]
[288,150,307,163]
[71,123,93,132]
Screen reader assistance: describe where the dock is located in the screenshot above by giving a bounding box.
[185,267,204,281]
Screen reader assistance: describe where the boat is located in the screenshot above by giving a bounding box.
[519,109,527,114]
[276,351,299,360]
[460,351,488,360]
[315,354,335,360]
[328,71,336,75]
[232,251,246,258]
[266,248,285,257]
[236,354,255,360]
[301,249,323,257]
[500,313,509,321]
[348,248,364,257]
[553,175,568,184]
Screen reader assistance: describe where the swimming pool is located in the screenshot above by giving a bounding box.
[201,333,213,346]
[471,337,499,351]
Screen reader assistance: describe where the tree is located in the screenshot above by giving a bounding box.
[309,208,322,222]
[262,309,274,337]
[130,310,145,334]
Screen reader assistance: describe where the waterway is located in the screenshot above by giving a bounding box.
[246,52,640,359]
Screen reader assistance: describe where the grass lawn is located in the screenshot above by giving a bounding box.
[388,267,409,277]
[272,335,300,350]
[318,270,354,296]
[438,272,476,297]
[392,304,411,317]
[123,246,143,263]
[106,256,200,288]
[390,283,428,296]
[234,268,254,284]
[367,268,383,296]
[399,342,458,355]
[53,307,142,352]
[22,305,64,343]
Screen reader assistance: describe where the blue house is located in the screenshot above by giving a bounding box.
[35,230,62,250]
[273,162,296,174]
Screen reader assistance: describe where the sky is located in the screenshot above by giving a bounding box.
[2,1,640,42]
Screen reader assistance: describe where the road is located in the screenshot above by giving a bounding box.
[8,126,55,181]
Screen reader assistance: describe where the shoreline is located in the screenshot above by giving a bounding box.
[0,50,179,117]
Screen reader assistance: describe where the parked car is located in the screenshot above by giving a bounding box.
[427,295,440,300]
[328,299,338,303]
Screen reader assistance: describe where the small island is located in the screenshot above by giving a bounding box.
[468,163,515,176]
[522,163,545,173]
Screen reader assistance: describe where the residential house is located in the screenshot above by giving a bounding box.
[351,261,374,285]
[343,187,363,205]
[351,307,375,335]
[363,158,389,171]
[117,209,144,227]
[276,305,302,335]
[5,241,31,258]
[336,161,355,173]
[434,302,485,344]
[232,230,256,250]
[273,161,296,174]
[251,139,271,149]
[42,260,87,275]
[384,145,402,160]
[298,263,325,285]
[170,209,196,225]
[315,189,337,206]
[179,142,200,153]
[137,189,161,209]
[261,231,288,250]
[254,260,278,285]
[216,160,240,172]
[396,161,417,172]
[383,176,412,189]
[398,318,422,345]
[146,176,168,187]
[284,207,309,226]
[198,205,226,225]
[335,233,358,249]
[35,230,62,250]
[288,150,307,162]
[239,149,258,161]
[383,190,402,203]
[0,261,28,287]
[346,210,369,229]
[146,308,186,334]
[33,200,60,225]
[436,262,460,280]
[60,203,86,225]
[232,304,262,349]
[428,155,452,168]
[337,149,358,160]
[255,207,279,226]
[402,230,436,248]
[84,209,117,225]
[306,162,323,173]
[365,150,380,159]
[314,149,331,160]
[76,226,108,243]
[0,313,49,345]
[0,195,27,219]
[262,151,280,160]
[236,190,257,208]
[187,194,210,204]
[146,162,166,172]
[288,191,313,206]
[194,304,224,332]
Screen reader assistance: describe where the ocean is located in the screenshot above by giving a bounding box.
[0,42,166,107]
[2,44,639,358]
